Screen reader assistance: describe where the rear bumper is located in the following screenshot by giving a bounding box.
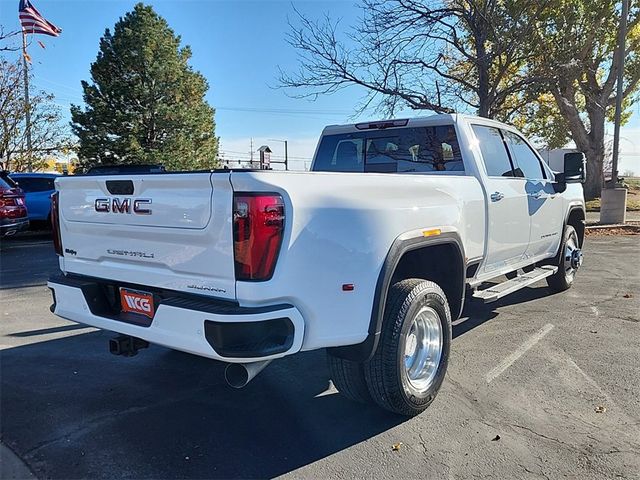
[48,274,305,363]
[0,218,29,236]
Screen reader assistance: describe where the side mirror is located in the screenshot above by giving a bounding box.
[563,152,586,183]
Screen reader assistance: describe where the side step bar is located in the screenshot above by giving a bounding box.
[472,266,558,303]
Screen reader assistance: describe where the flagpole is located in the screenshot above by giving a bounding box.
[21,31,33,172]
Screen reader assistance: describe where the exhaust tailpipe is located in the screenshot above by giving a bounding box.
[224,360,272,388]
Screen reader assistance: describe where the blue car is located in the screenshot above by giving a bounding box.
[9,172,60,224]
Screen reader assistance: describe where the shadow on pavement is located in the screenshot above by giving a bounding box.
[8,324,91,338]
[0,234,58,290]
[454,284,554,339]
[1,330,406,479]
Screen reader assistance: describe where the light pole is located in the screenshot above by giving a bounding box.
[610,0,629,188]
[600,0,629,225]
[268,139,288,171]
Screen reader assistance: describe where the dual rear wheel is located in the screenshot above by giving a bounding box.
[328,278,451,417]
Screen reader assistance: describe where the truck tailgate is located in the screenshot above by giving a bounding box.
[56,173,236,300]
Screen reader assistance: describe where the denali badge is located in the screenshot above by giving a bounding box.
[95,198,152,214]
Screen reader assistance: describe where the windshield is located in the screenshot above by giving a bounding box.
[313,125,464,173]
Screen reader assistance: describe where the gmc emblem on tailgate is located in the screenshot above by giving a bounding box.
[95,198,152,214]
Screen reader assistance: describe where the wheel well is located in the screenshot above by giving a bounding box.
[567,208,585,247]
[390,243,465,320]
[327,235,465,362]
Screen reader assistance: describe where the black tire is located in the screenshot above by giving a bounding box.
[327,354,372,404]
[547,225,581,293]
[364,278,451,417]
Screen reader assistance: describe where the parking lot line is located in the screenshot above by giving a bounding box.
[486,323,554,383]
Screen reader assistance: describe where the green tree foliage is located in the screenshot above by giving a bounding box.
[511,0,640,199]
[71,3,218,172]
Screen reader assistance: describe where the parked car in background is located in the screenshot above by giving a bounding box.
[9,172,60,226]
[0,171,29,237]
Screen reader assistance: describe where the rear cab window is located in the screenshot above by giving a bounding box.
[313,125,465,174]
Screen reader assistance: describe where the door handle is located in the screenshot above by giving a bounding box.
[528,191,542,199]
[490,192,504,202]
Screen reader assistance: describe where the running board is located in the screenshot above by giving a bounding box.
[472,266,558,303]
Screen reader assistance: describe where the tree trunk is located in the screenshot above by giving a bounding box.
[581,145,604,201]
[572,134,604,201]
[551,87,605,201]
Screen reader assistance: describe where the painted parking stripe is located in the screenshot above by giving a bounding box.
[486,323,554,383]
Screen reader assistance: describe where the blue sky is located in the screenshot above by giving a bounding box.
[1,0,638,172]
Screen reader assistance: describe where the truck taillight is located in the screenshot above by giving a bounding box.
[51,191,63,256]
[233,193,285,281]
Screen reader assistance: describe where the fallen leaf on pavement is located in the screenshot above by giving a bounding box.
[392,442,403,451]
[595,405,607,413]
[491,435,501,441]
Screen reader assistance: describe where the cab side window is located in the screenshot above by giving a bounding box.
[503,131,546,180]
[471,125,514,177]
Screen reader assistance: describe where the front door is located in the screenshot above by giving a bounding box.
[471,125,531,274]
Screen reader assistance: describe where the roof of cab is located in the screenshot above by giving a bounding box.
[320,113,518,136]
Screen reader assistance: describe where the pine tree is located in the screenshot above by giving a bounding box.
[71,3,218,171]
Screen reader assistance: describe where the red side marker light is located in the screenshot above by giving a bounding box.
[342,284,355,291]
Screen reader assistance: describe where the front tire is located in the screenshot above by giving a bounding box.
[547,225,582,292]
[365,279,451,416]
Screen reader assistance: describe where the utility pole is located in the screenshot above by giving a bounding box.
[610,0,629,188]
[250,138,254,168]
[21,33,33,172]
[284,140,288,171]
[268,139,289,171]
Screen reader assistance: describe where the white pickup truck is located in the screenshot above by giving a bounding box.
[48,114,586,416]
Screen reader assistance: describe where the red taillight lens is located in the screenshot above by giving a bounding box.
[0,189,27,219]
[51,191,63,256]
[233,193,285,281]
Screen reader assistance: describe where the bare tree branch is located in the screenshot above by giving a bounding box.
[279,0,547,118]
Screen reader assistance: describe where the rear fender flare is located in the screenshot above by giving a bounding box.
[328,231,465,362]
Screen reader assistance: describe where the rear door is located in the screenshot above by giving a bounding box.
[503,131,564,258]
[471,125,530,274]
[57,172,237,300]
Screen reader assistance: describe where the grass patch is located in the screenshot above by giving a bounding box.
[585,178,640,212]
[586,197,640,212]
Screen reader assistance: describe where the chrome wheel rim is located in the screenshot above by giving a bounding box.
[564,230,582,279]
[403,306,443,391]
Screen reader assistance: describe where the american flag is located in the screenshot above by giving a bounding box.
[18,0,62,37]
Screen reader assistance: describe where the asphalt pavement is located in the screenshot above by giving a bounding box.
[1,233,639,479]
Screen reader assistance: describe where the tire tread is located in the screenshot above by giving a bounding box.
[327,354,372,404]
[365,278,451,416]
